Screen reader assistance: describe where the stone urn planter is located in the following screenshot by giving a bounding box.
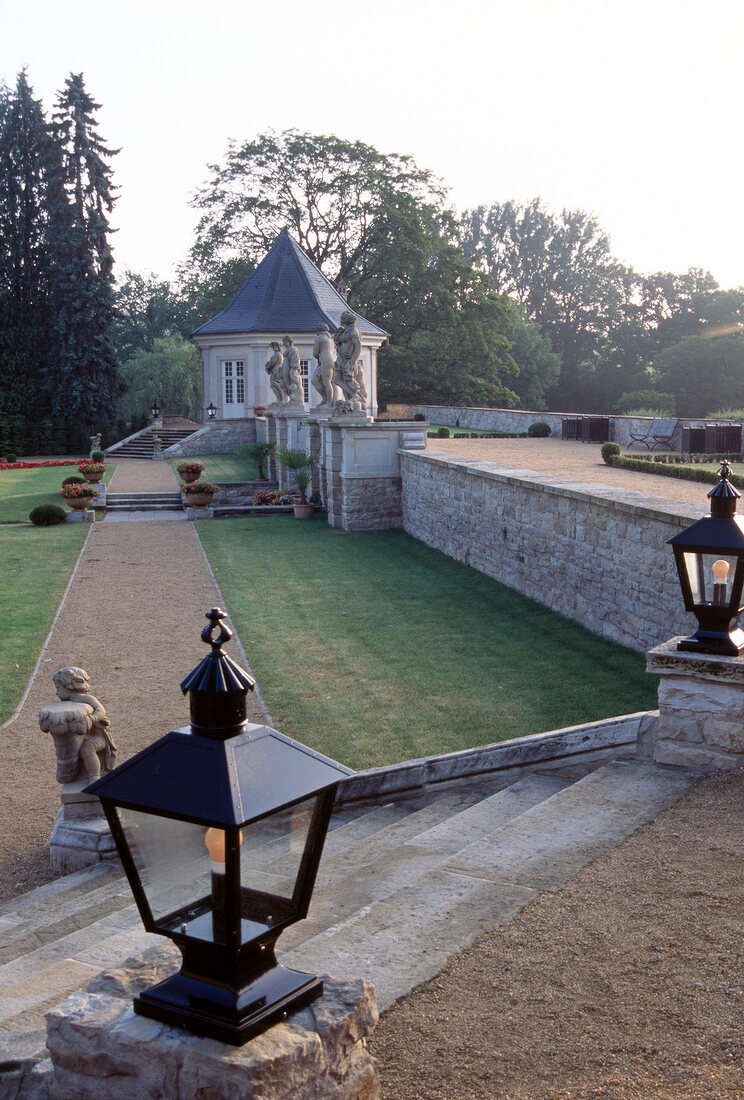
[176,462,205,485]
[183,481,219,508]
[67,495,96,511]
[293,502,314,520]
[60,485,99,510]
[253,405,267,418]
[78,463,106,483]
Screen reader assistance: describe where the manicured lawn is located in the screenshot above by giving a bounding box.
[0,464,114,524]
[197,519,657,771]
[170,453,260,483]
[0,524,88,721]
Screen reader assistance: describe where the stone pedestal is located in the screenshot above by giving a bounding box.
[49,779,117,873]
[65,509,95,523]
[185,505,214,520]
[647,637,744,769]
[46,956,380,1100]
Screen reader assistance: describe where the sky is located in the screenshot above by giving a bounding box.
[4,0,744,289]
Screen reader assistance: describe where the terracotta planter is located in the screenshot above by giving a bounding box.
[180,470,202,485]
[81,471,104,483]
[293,502,314,520]
[66,496,95,511]
[186,492,215,507]
[253,406,267,418]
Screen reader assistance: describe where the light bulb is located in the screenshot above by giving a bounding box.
[712,559,730,581]
[204,827,243,869]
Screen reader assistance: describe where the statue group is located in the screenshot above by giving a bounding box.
[265,311,366,414]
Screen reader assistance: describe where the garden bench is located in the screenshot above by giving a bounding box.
[628,417,679,451]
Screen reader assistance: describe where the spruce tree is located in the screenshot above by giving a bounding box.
[0,73,53,452]
[47,73,120,427]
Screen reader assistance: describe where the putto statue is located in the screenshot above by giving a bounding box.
[282,335,305,408]
[333,311,364,413]
[311,323,336,408]
[39,667,117,784]
[265,341,288,405]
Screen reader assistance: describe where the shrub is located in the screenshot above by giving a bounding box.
[707,408,744,421]
[61,475,86,486]
[623,407,674,418]
[250,489,294,506]
[436,426,451,438]
[601,442,622,465]
[5,453,17,463]
[616,389,674,416]
[183,480,219,495]
[29,503,67,526]
[527,421,551,437]
[413,412,426,421]
[91,449,105,462]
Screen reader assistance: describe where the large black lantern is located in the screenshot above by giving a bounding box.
[86,608,352,1044]
[668,461,744,655]
[206,402,217,420]
[150,400,161,420]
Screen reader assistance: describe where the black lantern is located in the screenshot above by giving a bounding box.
[668,461,744,655]
[86,609,353,1044]
[206,402,217,420]
[151,400,161,420]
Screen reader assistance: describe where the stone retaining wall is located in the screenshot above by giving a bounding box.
[386,403,679,449]
[400,450,700,652]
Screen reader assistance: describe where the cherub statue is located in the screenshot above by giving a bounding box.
[39,667,117,784]
[265,342,288,405]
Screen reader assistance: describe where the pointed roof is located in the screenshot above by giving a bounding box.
[191,229,388,340]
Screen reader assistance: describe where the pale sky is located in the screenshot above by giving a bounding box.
[4,0,744,289]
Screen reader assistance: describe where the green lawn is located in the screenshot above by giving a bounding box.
[197,519,657,771]
[0,524,88,721]
[0,464,114,524]
[169,453,260,482]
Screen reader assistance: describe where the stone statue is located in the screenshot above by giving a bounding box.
[39,667,117,784]
[89,433,102,454]
[265,342,288,405]
[282,335,305,409]
[311,324,336,407]
[333,311,364,413]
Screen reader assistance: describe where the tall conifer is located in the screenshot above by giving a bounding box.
[47,73,120,425]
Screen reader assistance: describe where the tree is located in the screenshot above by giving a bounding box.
[0,73,54,451]
[652,331,744,417]
[113,270,185,363]
[46,73,120,426]
[119,336,202,421]
[187,129,446,295]
[461,199,629,408]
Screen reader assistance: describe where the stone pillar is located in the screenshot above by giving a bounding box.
[647,637,744,769]
[49,779,117,873]
[46,968,380,1100]
[266,413,279,483]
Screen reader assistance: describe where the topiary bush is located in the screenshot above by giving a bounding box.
[527,421,551,437]
[601,442,622,465]
[436,426,451,438]
[91,449,105,462]
[5,453,17,463]
[62,475,86,486]
[29,503,67,526]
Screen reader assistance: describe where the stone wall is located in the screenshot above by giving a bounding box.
[385,404,681,450]
[163,419,258,457]
[400,450,701,652]
[322,422,426,531]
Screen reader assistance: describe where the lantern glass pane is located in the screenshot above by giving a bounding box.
[116,807,213,937]
[238,795,319,941]
[683,552,738,607]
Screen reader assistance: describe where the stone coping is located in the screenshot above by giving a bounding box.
[335,712,648,805]
[399,450,702,528]
[647,636,744,682]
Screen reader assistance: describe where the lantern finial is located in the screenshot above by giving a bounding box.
[708,461,740,518]
[180,608,255,737]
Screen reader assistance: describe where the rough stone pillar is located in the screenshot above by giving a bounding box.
[647,637,744,769]
[49,779,117,873]
[46,967,380,1100]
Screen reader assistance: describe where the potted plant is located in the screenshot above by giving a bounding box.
[253,405,267,418]
[60,483,99,511]
[235,441,275,481]
[276,448,317,519]
[176,461,205,485]
[78,461,107,483]
[182,479,219,507]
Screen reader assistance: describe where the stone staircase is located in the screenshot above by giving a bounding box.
[0,760,697,1092]
[107,426,198,459]
[105,492,184,513]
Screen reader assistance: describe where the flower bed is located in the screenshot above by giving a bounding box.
[250,489,295,506]
[0,459,86,471]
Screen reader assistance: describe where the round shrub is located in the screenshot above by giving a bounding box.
[601,442,622,465]
[30,503,67,526]
[62,475,86,486]
[5,453,17,463]
[91,449,105,462]
[436,426,451,438]
[527,421,551,437]
[413,413,426,421]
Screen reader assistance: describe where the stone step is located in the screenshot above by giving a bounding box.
[279,761,698,1010]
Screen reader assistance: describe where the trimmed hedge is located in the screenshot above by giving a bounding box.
[29,503,67,526]
[607,453,744,487]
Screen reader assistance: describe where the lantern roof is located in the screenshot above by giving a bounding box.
[191,229,388,340]
[86,723,353,826]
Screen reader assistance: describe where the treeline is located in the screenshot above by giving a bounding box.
[3,86,742,458]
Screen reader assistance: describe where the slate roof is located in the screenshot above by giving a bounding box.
[191,229,388,340]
